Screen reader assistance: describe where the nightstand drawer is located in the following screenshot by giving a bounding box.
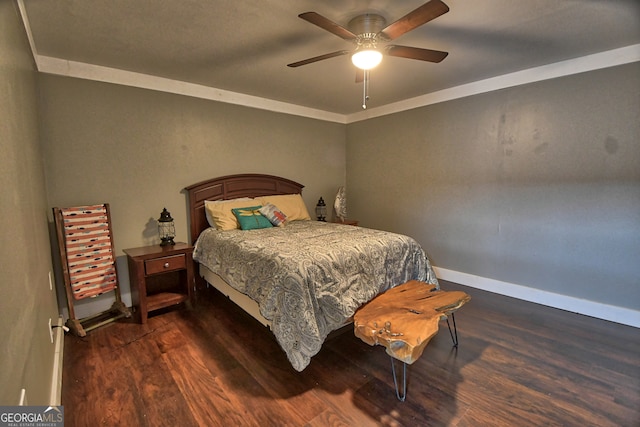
[145,254,186,275]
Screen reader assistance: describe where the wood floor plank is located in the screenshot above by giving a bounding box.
[207,302,334,423]
[303,340,386,426]
[454,355,617,427]
[123,328,200,426]
[62,332,148,426]
[305,408,361,427]
[178,311,311,425]
[162,342,260,426]
[62,280,640,426]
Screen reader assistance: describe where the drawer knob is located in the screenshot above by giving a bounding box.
[164,262,170,268]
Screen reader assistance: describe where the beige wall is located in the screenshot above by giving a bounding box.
[21,62,640,321]
[38,75,346,317]
[0,1,60,405]
[347,62,640,311]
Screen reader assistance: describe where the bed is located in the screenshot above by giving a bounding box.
[185,174,438,371]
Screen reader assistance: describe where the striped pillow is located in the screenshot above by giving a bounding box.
[259,203,288,227]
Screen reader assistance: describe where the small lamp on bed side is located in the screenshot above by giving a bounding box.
[316,197,327,222]
[157,208,176,246]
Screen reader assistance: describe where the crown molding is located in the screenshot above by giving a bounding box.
[36,56,346,123]
[16,0,40,69]
[346,44,640,123]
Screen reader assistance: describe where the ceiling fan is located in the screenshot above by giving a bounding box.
[287,0,450,108]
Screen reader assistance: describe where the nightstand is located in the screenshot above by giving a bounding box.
[334,218,359,226]
[124,243,194,323]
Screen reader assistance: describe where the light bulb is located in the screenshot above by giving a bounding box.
[351,49,382,70]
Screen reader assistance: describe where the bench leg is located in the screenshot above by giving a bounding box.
[387,311,463,402]
[446,312,459,347]
[390,357,408,402]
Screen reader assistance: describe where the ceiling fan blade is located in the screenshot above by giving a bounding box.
[355,69,364,83]
[299,12,357,40]
[379,0,449,41]
[287,50,350,67]
[385,45,448,63]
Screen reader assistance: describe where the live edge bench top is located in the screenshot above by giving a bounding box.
[354,280,471,364]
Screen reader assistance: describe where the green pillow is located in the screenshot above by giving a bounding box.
[231,206,273,230]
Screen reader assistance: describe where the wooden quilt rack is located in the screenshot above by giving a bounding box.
[53,203,130,337]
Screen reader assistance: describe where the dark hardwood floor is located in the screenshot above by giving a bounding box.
[62,281,640,426]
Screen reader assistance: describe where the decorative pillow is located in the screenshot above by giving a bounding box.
[259,203,288,227]
[204,198,256,230]
[257,194,311,222]
[231,206,273,230]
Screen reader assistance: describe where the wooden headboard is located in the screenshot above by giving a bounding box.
[184,174,304,244]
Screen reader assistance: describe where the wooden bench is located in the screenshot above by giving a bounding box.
[354,280,470,400]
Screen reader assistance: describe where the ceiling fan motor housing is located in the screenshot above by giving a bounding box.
[349,13,387,44]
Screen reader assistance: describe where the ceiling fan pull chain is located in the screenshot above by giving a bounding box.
[362,70,370,109]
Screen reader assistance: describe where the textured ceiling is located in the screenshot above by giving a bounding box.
[22,0,640,115]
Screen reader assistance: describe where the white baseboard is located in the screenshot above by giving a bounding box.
[50,316,65,406]
[434,267,640,328]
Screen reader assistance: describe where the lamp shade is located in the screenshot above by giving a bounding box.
[351,49,382,70]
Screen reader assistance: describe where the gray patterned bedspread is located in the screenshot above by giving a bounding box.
[193,220,438,371]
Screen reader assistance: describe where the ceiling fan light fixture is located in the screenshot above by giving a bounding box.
[351,48,382,70]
